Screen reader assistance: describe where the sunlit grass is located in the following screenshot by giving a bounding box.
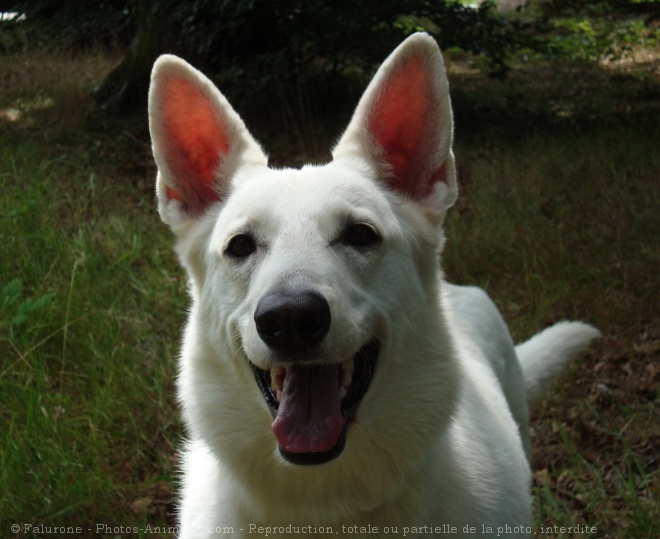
[0,128,182,530]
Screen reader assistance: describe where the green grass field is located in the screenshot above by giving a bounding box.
[1,49,658,538]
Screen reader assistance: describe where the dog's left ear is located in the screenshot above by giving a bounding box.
[333,33,457,217]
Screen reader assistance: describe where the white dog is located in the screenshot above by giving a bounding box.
[148,33,600,538]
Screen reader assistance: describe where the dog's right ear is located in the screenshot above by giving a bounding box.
[148,55,268,230]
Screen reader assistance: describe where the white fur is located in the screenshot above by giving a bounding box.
[148,33,599,538]
[516,322,601,403]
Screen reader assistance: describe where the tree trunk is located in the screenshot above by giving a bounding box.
[94,0,163,113]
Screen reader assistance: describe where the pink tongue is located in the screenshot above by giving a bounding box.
[272,365,345,453]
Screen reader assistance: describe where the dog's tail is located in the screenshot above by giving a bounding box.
[516,321,601,403]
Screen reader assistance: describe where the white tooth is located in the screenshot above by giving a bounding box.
[341,370,352,388]
[271,367,285,391]
[276,389,282,402]
[338,386,347,400]
[340,358,354,374]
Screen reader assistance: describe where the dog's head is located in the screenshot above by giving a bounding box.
[149,33,459,517]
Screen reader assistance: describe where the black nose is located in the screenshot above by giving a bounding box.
[254,291,331,350]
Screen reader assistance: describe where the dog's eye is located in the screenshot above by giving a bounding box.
[226,234,256,258]
[342,223,381,248]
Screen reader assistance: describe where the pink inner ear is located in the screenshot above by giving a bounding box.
[160,76,229,215]
[368,57,440,198]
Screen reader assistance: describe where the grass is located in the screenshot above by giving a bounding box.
[445,125,660,335]
[444,125,659,538]
[1,46,658,538]
[0,52,182,533]
[0,149,182,525]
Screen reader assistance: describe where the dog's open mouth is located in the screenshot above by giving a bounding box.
[252,340,379,465]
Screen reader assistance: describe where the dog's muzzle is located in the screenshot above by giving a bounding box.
[250,290,379,465]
